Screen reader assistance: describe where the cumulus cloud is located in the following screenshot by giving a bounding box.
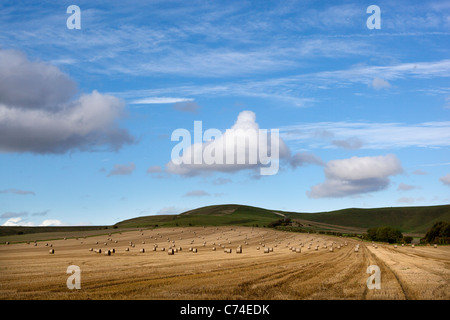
[1,217,62,226]
[371,77,391,90]
[0,189,35,195]
[0,49,134,154]
[0,49,77,109]
[307,154,403,198]
[440,173,450,186]
[107,163,136,177]
[166,110,290,176]
[183,190,210,197]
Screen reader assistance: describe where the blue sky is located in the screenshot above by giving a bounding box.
[0,0,449,226]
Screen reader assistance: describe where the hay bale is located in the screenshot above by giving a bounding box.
[394,245,397,248]
[193,248,197,253]
[295,248,301,253]
[140,248,145,253]
[264,248,269,253]
[256,246,260,250]
[212,247,216,251]
[434,244,437,248]
[354,247,359,252]
[105,250,111,256]
[125,247,129,251]
[161,247,165,251]
[49,249,55,254]
[329,247,334,252]
[269,247,273,252]
[168,248,174,255]
[411,244,415,248]
[236,247,242,254]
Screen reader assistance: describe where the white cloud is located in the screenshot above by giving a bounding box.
[440,173,450,186]
[1,217,34,226]
[371,77,391,90]
[130,97,194,104]
[308,154,403,198]
[39,219,63,226]
[1,217,62,226]
[0,49,134,154]
[166,110,291,176]
[282,121,450,150]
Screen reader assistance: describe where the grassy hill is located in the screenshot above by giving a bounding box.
[115,204,450,234]
[283,205,450,234]
[114,204,281,228]
[2,204,449,240]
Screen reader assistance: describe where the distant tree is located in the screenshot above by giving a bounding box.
[364,226,403,243]
[403,236,413,244]
[422,221,450,244]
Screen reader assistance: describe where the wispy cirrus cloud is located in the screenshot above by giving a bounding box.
[282,121,450,150]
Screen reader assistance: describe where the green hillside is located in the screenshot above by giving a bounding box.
[114,204,281,228]
[115,204,450,234]
[283,205,450,234]
[2,204,448,239]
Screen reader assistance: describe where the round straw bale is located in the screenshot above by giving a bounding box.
[411,244,415,248]
[264,247,269,253]
[89,248,93,251]
[236,247,242,253]
[140,248,145,253]
[434,244,437,248]
[193,248,197,253]
[329,247,334,252]
[105,250,111,256]
[125,247,129,251]
[212,247,216,251]
[168,248,174,255]
[296,248,301,253]
[49,249,55,254]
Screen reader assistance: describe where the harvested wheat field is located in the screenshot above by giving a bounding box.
[0,227,448,300]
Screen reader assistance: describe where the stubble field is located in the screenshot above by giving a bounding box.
[0,227,448,300]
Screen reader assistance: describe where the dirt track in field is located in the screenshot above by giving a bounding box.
[0,227,448,300]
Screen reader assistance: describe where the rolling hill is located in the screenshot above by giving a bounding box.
[2,204,449,239]
[114,204,450,235]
